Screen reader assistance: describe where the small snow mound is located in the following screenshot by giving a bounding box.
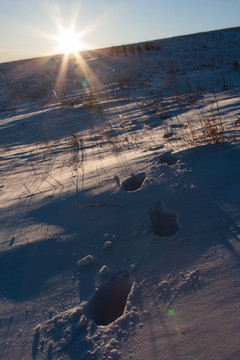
[78,255,94,267]
[87,271,132,326]
[77,315,88,329]
[69,306,83,322]
[122,173,146,192]
[99,265,110,276]
[35,302,89,356]
[34,324,41,333]
[150,202,179,237]
[156,268,202,304]
[130,264,136,272]
[103,241,112,249]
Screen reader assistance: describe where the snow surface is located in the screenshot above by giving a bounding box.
[0,27,240,360]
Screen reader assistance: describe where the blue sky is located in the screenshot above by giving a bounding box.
[1,0,240,63]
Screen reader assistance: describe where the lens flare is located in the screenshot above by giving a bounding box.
[167,309,175,317]
[57,28,83,55]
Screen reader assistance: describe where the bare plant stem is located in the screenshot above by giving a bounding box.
[74,201,122,209]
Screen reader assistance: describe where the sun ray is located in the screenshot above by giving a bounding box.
[46,1,117,104]
[54,53,69,98]
[75,52,101,89]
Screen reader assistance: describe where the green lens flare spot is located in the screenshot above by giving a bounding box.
[168,309,175,317]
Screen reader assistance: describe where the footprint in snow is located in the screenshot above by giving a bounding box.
[87,271,131,326]
[159,151,177,166]
[122,173,146,192]
[150,202,179,237]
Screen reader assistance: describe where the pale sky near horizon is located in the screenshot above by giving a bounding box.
[0,0,240,63]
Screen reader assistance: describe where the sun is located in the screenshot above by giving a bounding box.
[56,28,83,55]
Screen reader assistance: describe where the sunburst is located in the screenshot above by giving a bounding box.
[56,28,84,55]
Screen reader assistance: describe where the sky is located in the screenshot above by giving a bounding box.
[0,0,240,63]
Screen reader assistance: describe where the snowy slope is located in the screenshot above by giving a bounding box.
[0,27,240,360]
